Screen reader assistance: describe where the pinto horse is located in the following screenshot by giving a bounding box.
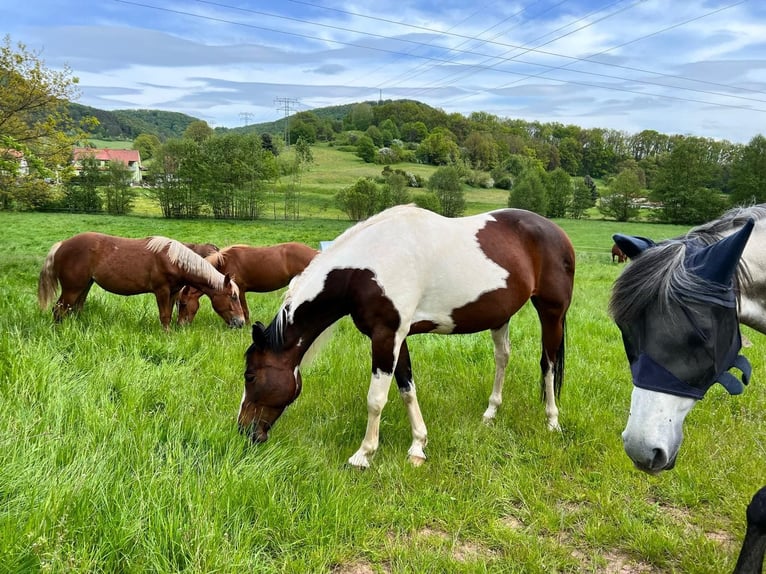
[240,205,575,468]
[38,232,245,329]
[177,242,318,325]
[610,205,766,474]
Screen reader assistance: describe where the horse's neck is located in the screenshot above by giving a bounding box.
[283,297,347,362]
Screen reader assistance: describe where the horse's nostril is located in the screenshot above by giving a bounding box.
[651,448,668,470]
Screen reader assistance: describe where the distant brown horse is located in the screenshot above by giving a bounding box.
[38,232,245,329]
[611,243,627,263]
[177,242,319,325]
[184,242,219,258]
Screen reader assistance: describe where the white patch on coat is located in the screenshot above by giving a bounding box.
[286,206,508,333]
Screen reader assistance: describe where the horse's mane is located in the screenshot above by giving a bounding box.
[146,236,227,289]
[609,205,764,324]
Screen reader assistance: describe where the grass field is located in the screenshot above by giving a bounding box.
[1,209,765,573]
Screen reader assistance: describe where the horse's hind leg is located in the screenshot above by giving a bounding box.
[483,322,510,423]
[534,301,567,431]
[53,280,93,321]
[393,339,428,466]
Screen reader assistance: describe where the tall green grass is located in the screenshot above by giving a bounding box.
[1,211,764,573]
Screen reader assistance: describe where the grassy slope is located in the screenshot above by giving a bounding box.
[1,202,764,571]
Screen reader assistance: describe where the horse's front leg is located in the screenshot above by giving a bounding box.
[394,339,428,466]
[483,323,510,423]
[347,369,394,469]
[347,330,403,469]
[154,287,173,330]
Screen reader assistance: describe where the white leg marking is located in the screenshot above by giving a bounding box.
[348,370,393,469]
[543,364,560,431]
[400,382,428,465]
[483,324,510,423]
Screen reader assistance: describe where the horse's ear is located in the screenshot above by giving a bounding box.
[688,218,754,284]
[223,273,232,287]
[252,321,268,348]
[613,234,656,259]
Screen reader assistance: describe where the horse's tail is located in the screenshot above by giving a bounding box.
[540,314,566,400]
[37,241,62,309]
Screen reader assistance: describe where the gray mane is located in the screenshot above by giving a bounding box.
[609,204,765,324]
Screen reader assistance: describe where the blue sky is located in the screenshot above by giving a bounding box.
[4,0,766,142]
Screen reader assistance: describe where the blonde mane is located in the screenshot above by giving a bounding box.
[146,236,227,290]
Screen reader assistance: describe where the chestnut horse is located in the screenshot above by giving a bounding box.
[240,205,575,468]
[184,242,219,258]
[177,242,318,325]
[37,232,245,329]
[611,243,627,263]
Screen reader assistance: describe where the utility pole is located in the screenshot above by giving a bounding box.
[274,97,298,147]
[239,112,253,126]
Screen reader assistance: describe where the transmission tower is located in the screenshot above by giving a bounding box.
[274,97,299,146]
[239,112,253,126]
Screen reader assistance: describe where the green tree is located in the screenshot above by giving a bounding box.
[416,131,460,166]
[401,121,428,143]
[147,138,203,218]
[356,135,376,163]
[183,120,213,143]
[335,177,380,220]
[652,136,727,224]
[598,169,642,221]
[133,133,161,162]
[349,103,374,131]
[428,166,465,217]
[544,168,571,218]
[64,155,104,212]
[509,168,548,215]
[729,135,766,205]
[463,131,498,170]
[103,160,136,215]
[568,178,594,219]
[1,35,87,199]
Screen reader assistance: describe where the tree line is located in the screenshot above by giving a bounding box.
[2,34,766,225]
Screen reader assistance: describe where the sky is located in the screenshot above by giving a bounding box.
[4,0,766,143]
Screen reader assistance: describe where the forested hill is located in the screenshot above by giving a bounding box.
[227,102,357,135]
[69,103,201,141]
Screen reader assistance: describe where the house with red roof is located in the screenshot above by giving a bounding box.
[72,148,143,184]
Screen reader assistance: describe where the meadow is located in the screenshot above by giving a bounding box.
[1,208,765,573]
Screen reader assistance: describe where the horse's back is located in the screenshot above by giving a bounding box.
[295,206,574,332]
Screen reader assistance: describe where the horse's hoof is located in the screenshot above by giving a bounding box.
[482,415,495,425]
[347,453,370,469]
[547,421,562,432]
[408,455,426,467]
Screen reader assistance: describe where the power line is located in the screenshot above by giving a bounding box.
[113,0,766,114]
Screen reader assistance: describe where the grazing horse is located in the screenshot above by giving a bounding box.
[37,232,245,329]
[184,242,219,258]
[177,242,318,325]
[240,205,575,468]
[610,205,766,474]
[611,243,627,263]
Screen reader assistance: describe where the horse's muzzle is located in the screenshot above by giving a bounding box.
[229,317,245,329]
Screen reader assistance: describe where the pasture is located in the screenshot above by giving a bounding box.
[1,211,765,573]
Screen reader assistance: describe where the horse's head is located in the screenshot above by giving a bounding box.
[611,220,754,474]
[176,285,203,325]
[239,321,301,443]
[201,274,245,329]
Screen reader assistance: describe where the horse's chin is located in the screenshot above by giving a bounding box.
[632,453,677,475]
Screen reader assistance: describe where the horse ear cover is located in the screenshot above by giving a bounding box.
[252,321,267,347]
[612,234,656,259]
[686,218,755,285]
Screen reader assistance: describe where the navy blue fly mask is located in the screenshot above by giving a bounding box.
[612,219,754,400]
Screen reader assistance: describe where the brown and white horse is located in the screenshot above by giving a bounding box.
[240,205,575,468]
[177,242,318,325]
[37,232,245,329]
